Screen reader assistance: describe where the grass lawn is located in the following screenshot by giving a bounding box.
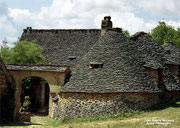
[0,101,179,128]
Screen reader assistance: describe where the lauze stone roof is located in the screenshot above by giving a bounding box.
[130,32,166,69]
[60,30,160,93]
[163,42,180,65]
[6,64,67,72]
[130,33,180,91]
[20,28,101,66]
[19,24,180,93]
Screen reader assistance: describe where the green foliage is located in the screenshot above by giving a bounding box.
[122,29,130,37]
[23,96,31,107]
[45,110,143,126]
[20,76,48,113]
[2,38,8,47]
[20,77,33,108]
[150,21,180,46]
[174,28,180,47]
[45,101,179,128]
[20,96,31,112]
[0,40,46,64]
[21,77,47,101]
[19,107,25,112]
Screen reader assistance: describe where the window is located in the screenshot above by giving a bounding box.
[89,62,103,69]
[68,56,76,61]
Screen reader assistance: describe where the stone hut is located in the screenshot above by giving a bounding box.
[163,42,180,81]
[52,30,161,119]
[162,42,180,99]
[0,57,15,123]
[130,33,180,100]
[17,16,180,120]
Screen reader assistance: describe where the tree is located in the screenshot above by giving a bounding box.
[174,28,180,47]
[0,40,46,64]
[123,30,130,37]
[150,21,178,45]
[0,40,47,114]
[2,38,8,47]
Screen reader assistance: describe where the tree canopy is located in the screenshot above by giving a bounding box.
[150,21,180,47]
[0,40,46,64]
[122,29,130,37]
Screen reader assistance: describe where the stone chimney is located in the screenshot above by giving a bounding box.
[101,16,113,36]
[27,27,32,34]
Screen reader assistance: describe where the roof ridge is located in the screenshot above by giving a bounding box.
[23,27,101,34]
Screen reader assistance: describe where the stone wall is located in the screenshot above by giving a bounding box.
[0,58,13,99]
[0,68,8,100]
[145,68,165,91]
[145,68,160,85]
[0,62,15,123]
[8,69,67,121]
[52,92,159,120]
[167,65,179,83]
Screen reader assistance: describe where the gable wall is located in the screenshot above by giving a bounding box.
[0,68,8,100]
[167,65,179,83]
[0,61,15,123]
[145,68,159,85]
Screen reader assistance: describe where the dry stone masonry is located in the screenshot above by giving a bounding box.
[52,92,159,119]
[1,16,180,121]
[0,58,15,123]
[53,30,165,119]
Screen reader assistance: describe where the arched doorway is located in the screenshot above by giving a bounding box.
[20,76,50,116]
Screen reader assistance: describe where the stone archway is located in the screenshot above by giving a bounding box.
[6,64,71,121]
[20,76,50,115]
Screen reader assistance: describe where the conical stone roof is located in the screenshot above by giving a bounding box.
[163,66,180,91]
[162,42,180,65]
[131,33,180,91]
[60,30,160,93]
[130,32,166,69]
